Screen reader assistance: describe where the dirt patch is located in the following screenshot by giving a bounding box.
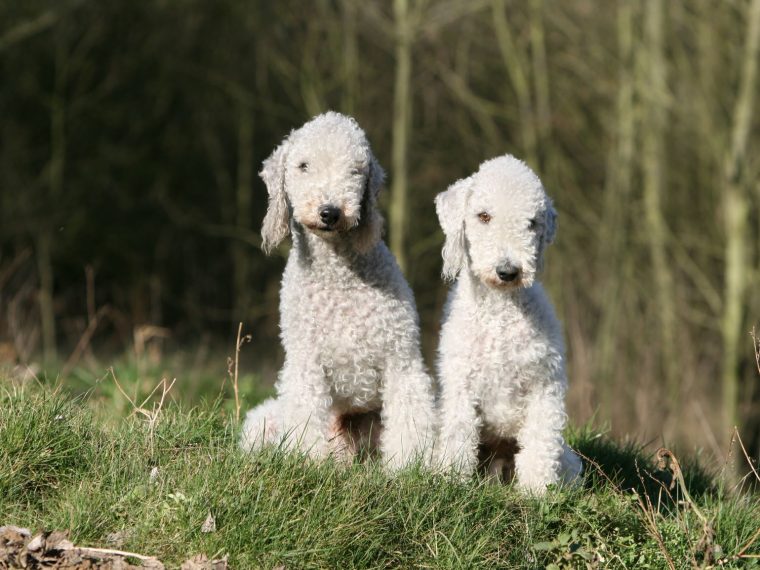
[0,527,227,569]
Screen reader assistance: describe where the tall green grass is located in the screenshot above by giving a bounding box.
[1,385,758,569]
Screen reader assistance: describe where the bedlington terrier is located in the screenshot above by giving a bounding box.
[241,397,381,462]
[434,154,582,493]
[240,112,435,469]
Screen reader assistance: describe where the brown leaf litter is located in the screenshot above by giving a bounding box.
[0,526,227,570]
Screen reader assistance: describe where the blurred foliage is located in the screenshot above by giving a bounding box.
[1,0,759,458]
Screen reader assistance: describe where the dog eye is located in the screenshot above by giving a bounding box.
[528,218,537,229]
[350,168,363,176]
[478,212,491,224]
[298,162,309,172]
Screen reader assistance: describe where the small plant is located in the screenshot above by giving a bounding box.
[533,529,603,569]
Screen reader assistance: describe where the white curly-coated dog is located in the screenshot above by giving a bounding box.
[240,112,435,469]
[434,154,582,493]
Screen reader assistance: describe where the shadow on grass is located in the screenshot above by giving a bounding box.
[570,426,717,502]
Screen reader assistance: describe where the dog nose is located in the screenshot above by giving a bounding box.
[496,263,521,283]
[318,205,341,227]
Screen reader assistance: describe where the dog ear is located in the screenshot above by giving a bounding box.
[367,154,385,198]
[260,138,291,254]
[543,200,557,245]
[353,154,385,254]
[536,199,557,273]
[435,177,470,281]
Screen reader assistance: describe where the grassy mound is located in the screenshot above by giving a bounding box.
[1,387,758,569]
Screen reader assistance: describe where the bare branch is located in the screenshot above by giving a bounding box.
[0,0,85,52]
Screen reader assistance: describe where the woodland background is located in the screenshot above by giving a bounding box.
[1,0,759,466]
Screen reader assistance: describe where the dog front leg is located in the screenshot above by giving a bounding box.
[514,383,565,493]
[380,356,436,470]
[277,358,332,458]
[435,372,481,478]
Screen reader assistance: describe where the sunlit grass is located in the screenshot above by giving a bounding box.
[0,383,758,568]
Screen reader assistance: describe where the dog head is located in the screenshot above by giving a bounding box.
[260,112,384,254]
[435,155,557,290]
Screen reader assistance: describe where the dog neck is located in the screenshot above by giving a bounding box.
[291,221,376,269]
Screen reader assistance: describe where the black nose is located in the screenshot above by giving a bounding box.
[496,264,521,283]
[318,205,341,227]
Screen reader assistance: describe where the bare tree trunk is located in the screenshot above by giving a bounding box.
[721,0,760,435]
[640,0,679,408]
[341,0,358,116]
[596,0,636,410]
[390,0,413,272]
[491,0,538,167]
[696,1,721,186]
[300,16,327,117]
[529,0,552,177]
[38,36,66,364]
[232,102,253,322]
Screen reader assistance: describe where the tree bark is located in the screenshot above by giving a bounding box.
[341,0,358,116]
[596,0,636,409]
[529,0,552,177]
[38,34,67,364]
[491,0,538,168]
[721,0,760,435]
[641,0,679,407]
[390,0,413,272]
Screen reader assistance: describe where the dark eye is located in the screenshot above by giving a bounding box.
[298,162,309,172]
[478,212,492,224]
[351,167,363,176]
[528,218,537,230]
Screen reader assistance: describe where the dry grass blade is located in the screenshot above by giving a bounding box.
[655,449,709,527]
[655,448,719,566]
[109,368,176,457]
[229,322,251,424]
[732,426,760,485]
[736,527,760,559]
[74,545,162,563]
[109,367,138,410]
[577,448,682,570]
[632,459,677,570]
[632,489,677,570]
[574,449,625,496]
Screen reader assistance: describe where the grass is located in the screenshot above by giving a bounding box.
[1,381,759,569]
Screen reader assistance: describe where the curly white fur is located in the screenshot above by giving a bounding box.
[434,155,582,493]
[240,397,382,462]
[241,112,435,469]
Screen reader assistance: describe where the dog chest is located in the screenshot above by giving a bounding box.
[441,297,561,402]
[282,264,417,352]
[321,351,382,409]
